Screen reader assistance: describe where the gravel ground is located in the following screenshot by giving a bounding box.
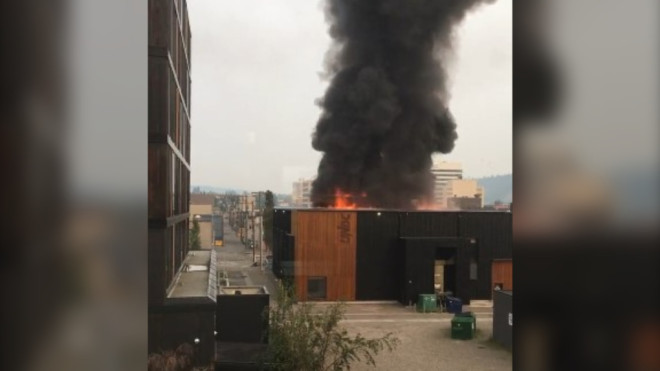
[343,319,511,371]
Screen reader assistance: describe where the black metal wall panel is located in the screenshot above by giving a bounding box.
[148,305,216,366]
[272,229,281,278]
[282,234,295,280]
[399,237,474,304]
[216,294,270,343]
[399,211,458,237]
[458,212,512,300]
[272,229,293,279]
[401,239,438,305]
[455,238,472,303]
[355,211,401,300]
[493,290,513,350]
[272,210,292,280]
[458,212,512,260]
[273,209,291,233]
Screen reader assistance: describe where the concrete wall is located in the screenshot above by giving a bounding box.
[190,204,213,249]
[199,221,213,249]
[438,179,484,208]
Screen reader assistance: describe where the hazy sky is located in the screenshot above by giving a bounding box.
[188,0,511,194]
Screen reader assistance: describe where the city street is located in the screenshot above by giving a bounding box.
[215,215,277,298]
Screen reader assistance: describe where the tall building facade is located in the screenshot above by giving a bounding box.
[148,0,192,310]
[431,161,463,205]
[149,1,217,366]
[292,178,313,208]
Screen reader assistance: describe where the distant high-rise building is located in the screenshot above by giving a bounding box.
[292,178,313,208]
[431,161,463,205]
[440,179,485,209]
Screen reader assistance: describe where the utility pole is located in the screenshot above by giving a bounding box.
[251,200,256,263]
[259,210,263,271]
[243,195,248,245]
[256,192,263,271]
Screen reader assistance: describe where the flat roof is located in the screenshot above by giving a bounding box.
[166,250,217,304]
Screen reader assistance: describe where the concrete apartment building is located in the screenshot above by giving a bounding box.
[431,161,463,206]
[447,195,483,210]
[190,193,215,249]
[292,178,313,208]
[442,179,485,209]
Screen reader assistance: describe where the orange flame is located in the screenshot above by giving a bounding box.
[415,199,442,210]
[332,189,358,209]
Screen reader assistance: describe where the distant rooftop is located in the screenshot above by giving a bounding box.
[431,161,462,170]
[190,193,216,205]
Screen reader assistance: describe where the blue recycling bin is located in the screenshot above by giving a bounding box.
[446,296,463,314]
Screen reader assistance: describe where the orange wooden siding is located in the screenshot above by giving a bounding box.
[293,211,357,301]
[492,259,513,292]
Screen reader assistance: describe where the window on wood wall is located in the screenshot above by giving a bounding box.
[164,228,172,288]
[469,259,478,280]
[169,73,175,138]
[171,153,175,216]
[308,277,327,300]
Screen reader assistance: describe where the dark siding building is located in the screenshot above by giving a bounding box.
[150,0,211,364]
[355,211,401,300]
[493,290,513,350]
[273,209,512,305]
[148,0,192,307]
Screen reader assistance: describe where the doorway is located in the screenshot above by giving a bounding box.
[435,248,456,295]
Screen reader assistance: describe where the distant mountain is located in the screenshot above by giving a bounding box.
[192,185,246,194]
[474,174,512,205]
[191,186,292,199]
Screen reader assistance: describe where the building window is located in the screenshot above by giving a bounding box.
[469,259,478,280]
[307,277,327,300]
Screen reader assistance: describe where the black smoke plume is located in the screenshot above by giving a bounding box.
[311,0,496,209]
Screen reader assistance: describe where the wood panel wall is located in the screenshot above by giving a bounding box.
[294,211,357,301]
[492,259,513,293]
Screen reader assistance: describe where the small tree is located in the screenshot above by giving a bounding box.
[265,283,399,370]
[189,219,201,250]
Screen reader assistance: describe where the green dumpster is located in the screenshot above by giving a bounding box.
[454,311,477,330]
[416,294,437,313]
[451,315,476,340]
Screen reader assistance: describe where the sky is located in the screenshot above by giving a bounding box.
[188,0,512,194]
